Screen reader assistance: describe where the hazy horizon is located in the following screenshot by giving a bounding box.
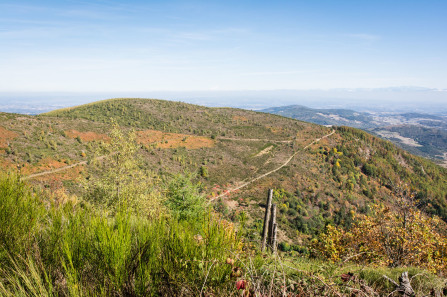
[2,87,447,115]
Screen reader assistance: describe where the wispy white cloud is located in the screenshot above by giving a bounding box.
[60,9,117,20]
[172,27,249,42]
[0,3,49,13]
[175,32,213,41]
[239,70,316,76]
[344,33,380,41]
[135,27,251,47]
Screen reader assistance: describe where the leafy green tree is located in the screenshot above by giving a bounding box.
[83,120,163,216]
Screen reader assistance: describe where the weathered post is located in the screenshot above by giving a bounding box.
[261,189,273,252]
[383,271,415,297]
[272,223,277,252]
[268,203,277,247]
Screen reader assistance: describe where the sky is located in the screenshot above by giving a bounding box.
[0,0,446,93]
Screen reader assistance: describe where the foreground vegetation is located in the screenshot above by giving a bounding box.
[0,171,242,296]
[1,172,446,296]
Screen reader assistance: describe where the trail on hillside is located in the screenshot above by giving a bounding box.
[218,137,293,143]
[22,161,87,180]
[22,155,108,180]
[209,130,335,202]
[21,136,284,180]
[23,131,334,188]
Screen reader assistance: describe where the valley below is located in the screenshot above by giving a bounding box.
[263,104,447,167]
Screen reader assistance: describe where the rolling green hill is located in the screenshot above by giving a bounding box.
[1,98,446,244]
[2,98,447,295]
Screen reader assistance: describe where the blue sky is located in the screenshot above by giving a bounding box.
[1,0,446,92]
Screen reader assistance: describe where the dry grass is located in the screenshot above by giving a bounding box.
[0,158,15,170]
[65,130,110,142]
[255,145,274,157]
[0,126,19,148]
[232,115,249,122]
[21,157,67,175]
[137,129,214,149]
[33,165,85,183]
[264,125,285,134]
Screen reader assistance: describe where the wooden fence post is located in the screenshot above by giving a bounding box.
[268,203,277,247]
[261,189,273,252]
[272,223,277,252]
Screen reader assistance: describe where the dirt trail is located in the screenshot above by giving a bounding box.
[23,131,335,188]
[22,155,108,180]
[218,137,292,143]
[22,162,87,180]
[209,130,335,202]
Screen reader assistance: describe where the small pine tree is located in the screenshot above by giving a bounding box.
[199,165,208,178]
[165,173,208,222]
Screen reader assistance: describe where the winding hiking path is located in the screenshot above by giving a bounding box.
[23,130,335,188]
[22,155,108,180]
[22,136,277,181]
[209,130,335,202]
[218,137,293,143]
[22,161,87,180]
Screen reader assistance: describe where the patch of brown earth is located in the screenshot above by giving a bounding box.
[224,199,238,210]
[0,126,19,148]
[232,115,249,123]
[65,130,110,142]
[22,158,68,175]
[34,165,85,183]
[0,158,15,170]
[137,130,214,149]
[265,125,284,134]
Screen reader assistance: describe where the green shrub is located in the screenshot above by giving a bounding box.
[0,172,46,264]
[165,174,208,222]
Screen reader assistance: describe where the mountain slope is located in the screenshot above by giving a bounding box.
[262,105,376,128]
[263,104,447,166]
[1,98,446,246]
[372,125,447,159]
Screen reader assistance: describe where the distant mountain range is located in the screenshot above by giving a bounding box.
[262,105,376,128]
[2,86,447,115]
[262,105,447,166]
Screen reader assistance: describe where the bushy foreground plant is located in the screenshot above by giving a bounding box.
[313,201,447,274]
[1,172,446,296]
[0,172,46,265]
[82,120,164,217]
[0,171,245,296]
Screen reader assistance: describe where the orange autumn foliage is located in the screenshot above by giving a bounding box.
[314,202,447,274]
